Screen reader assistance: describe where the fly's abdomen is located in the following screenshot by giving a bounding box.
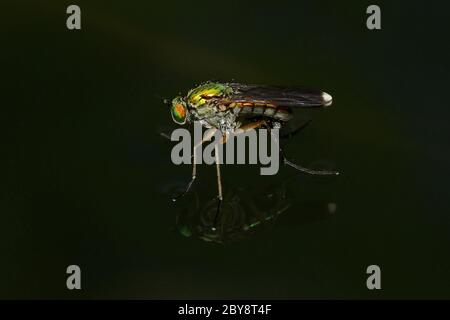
[229,102,292,122]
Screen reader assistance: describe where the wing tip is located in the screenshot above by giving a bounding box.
[322,92,333,106]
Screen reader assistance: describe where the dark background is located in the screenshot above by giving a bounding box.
[2,0,450,298]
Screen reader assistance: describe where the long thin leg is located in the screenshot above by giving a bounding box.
[172,153,197,201]
[233,121,338,176]
[283,156,339,176]
[212,142,223,230]
[270,128,339,176]
[172,128,217,201]
[160,132,172,140]
[210,122,268,229]
[280,118,312,140]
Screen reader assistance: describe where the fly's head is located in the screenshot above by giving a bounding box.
[170,96,189,125]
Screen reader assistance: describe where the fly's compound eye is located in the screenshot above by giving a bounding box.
[171,100,187,125]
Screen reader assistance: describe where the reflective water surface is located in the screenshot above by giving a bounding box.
[172,178,336,244]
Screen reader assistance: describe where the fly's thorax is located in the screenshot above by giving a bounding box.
[186,82,232,109]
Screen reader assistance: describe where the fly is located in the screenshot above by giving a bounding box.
[168,81,339,229]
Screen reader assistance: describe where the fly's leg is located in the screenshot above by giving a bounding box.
[269,126,339,176]
[160,132,172,140]
[283,157,339,176]
[209,120,274,229]
[280,118,312,140]
[172,128,218,201]
[234,119,268,134]
[172,158,197,202]
[212,142,223,230]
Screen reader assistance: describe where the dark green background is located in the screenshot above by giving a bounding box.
[2,0,449,298]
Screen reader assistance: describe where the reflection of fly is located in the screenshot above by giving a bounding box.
[168,81,339,229]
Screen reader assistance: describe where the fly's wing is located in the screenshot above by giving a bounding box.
[226,83,333,107]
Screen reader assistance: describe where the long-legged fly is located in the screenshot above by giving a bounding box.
[168,81,339,229]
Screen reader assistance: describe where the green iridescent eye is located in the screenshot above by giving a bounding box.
[171,98,187,125]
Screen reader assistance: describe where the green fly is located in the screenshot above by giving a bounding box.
[168,81,339,228]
